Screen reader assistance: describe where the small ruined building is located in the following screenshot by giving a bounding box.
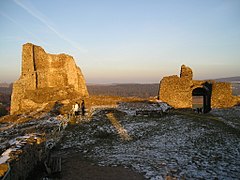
[159,65,239,113]
[11,43,89,114]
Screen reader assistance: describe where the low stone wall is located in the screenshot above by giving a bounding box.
[8,142,47,180]
[0,114,68,180]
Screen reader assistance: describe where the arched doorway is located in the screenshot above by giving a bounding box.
[192,83,212,113]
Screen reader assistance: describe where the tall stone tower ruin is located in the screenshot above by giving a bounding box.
[11,43,89,114]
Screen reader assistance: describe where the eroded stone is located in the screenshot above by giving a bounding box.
[11,43,88,114]
[159,65,239,111]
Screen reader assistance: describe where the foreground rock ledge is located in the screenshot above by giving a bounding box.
[11,43,89,115]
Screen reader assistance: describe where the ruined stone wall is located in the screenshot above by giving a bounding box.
[159,65,238,110]
[159,75,193,108]
[212,82,237,108]
[11,43,89,114]
[8,142,46,180]
[180,64,193,80]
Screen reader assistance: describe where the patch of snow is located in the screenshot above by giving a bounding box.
[57,107,240,179]
[117,102,171,116]
[0,148,13,164]
[0,114,69,165]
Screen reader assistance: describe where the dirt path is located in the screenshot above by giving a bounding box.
[56,153,145,180]
[27,152,145,180]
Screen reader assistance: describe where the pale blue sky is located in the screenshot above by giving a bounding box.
[0,0,240,83]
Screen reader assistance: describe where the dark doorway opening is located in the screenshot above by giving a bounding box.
[192,95,203,111]
[192,83,212,113]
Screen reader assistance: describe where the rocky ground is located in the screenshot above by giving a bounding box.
[51,104,240,179]
[1,102,240,179]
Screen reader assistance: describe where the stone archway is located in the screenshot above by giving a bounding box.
[159,65,238,110]
[192,82,212,113]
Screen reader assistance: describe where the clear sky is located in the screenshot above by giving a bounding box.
[0,0,240,84]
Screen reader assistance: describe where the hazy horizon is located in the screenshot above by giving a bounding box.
[1,0,240,83]
[1,75,240,85]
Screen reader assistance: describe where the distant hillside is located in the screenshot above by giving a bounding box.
[0,76,239,100]
[214,76,240,82]
[88,77,240,97]
[87,84,159,98]
[0,83,12,116]
[0,83,12,95]
[0,83,10,88]
[0,92,10,116]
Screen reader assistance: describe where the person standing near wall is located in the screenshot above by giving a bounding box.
[73,102,80,116]
[81,100,85,116]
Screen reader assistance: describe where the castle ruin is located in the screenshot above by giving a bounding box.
[159,65,238,113]
[11,43,89,114]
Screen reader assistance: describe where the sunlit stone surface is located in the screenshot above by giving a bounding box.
[11,43,88,115]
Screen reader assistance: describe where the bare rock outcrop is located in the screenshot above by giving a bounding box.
[11,43,89,114]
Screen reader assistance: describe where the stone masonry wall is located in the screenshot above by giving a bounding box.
[212,82,237,108]
[159,65,238,110]
[159,75,193,108]
[180,64,193,80]
[11,43,89,114]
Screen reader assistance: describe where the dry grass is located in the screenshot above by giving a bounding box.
[0,95,147,123]
[57,95,146,114]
